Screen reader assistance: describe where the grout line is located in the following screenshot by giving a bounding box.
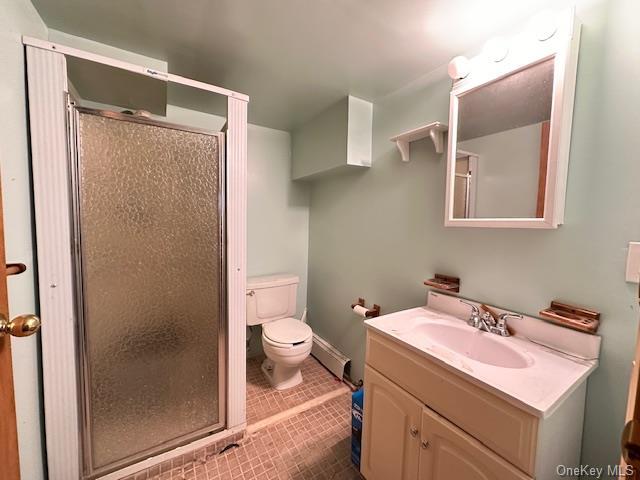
[245,385,350,435]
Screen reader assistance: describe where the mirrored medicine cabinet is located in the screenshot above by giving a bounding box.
[444,9,581,229]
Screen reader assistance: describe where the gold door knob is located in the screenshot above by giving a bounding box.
[0,314,41,338]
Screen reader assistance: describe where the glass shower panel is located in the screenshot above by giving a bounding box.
[73,109,225,477]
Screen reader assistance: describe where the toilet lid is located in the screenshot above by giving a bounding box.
[263,318,312,344]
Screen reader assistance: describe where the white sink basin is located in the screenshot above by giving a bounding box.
[365,305,598,417]
[402,322,533,369]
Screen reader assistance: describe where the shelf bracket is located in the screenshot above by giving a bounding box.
[429,128,445,154]
[395,140,411,162]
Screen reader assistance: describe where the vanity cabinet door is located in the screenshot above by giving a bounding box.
[361,366,422,480]
[418,406,531,480]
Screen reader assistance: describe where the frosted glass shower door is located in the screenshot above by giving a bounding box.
[72,108,225,478]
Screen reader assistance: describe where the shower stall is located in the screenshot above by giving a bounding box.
[25,38,248,480]
[71,108,226,477]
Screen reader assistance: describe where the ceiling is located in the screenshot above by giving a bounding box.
[32,0,579,130]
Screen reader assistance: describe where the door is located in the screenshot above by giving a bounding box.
[361,365,422,480]
[418,406,530,480]
[0,174,41,480]
[71,107,226,478]
[621,291,640,479]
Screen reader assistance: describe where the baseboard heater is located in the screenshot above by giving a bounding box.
[311,333,350,380]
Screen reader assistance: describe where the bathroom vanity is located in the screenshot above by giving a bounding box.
[360,292,599,480]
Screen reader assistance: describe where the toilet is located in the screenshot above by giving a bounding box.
[246,274,312,390]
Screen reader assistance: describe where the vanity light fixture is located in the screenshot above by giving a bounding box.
[447,55,471,80]
[530,10,557,41]
[482,37,509,62]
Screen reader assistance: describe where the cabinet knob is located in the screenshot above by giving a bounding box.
[410,427,419,438]
[421,440,430,449]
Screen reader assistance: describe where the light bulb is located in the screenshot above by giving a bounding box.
[483,37,509,62]
[447,56,471,80]
[530,10,557,41]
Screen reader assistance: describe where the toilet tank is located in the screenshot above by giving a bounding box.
[246,274,299,326]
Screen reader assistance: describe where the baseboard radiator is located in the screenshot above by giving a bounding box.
[311,333,350,380]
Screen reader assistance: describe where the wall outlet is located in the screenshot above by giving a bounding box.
[626,242,640,283]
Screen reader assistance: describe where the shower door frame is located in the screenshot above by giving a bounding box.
[24,37,248,480]
[70,107,228,478]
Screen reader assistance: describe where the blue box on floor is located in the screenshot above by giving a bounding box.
[351,388,364,469]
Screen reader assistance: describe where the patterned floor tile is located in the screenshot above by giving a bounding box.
[149,392,361,480]
[246,355,344,424]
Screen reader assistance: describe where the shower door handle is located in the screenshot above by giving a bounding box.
[0,314,41,338]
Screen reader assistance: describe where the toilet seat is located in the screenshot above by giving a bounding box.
[262,317,312,345]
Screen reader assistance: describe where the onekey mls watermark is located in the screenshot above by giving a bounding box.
[556,464,634,478]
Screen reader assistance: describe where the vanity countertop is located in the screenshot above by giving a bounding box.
[364,306,597,418]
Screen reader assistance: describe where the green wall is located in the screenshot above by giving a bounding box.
[306,0,640,469]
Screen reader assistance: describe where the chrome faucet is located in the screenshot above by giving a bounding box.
[460,300,522,337]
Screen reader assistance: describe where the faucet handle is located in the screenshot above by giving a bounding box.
[497,313,523,325]
[459,300,479,316]
[460,300,481,327]
[491,313,522,337]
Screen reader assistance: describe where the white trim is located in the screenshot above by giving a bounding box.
[444,8,580,229]
[246,386,349,435]
[26,42,249,479]
[25,46,82,480]
[225,97,248,429]
[23,36,168,81]
[22,36,249,102]
[467,153,479,218]
[168,72,249,102]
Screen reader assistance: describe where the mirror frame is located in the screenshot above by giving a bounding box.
[444,8,581,229]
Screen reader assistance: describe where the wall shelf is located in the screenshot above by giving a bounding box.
[390,121,448,161]
[424,274,460,293]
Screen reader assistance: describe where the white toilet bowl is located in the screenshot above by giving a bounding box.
[247,274,313,390]
[261,317,313,390]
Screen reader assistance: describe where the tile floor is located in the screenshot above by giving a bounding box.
[171,392,361,480]
[246,355,345,424]
[128,356,361,480]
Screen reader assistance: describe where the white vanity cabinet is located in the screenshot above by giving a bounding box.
[361,366,528,480]
[418,402,530,480]
[361,330,589,480]
[361,365,422,480]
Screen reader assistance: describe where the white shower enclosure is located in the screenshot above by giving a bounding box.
[24,37,248,480]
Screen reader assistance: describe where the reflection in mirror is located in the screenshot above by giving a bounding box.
[453,151,478,219]
[453,58,553,219]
